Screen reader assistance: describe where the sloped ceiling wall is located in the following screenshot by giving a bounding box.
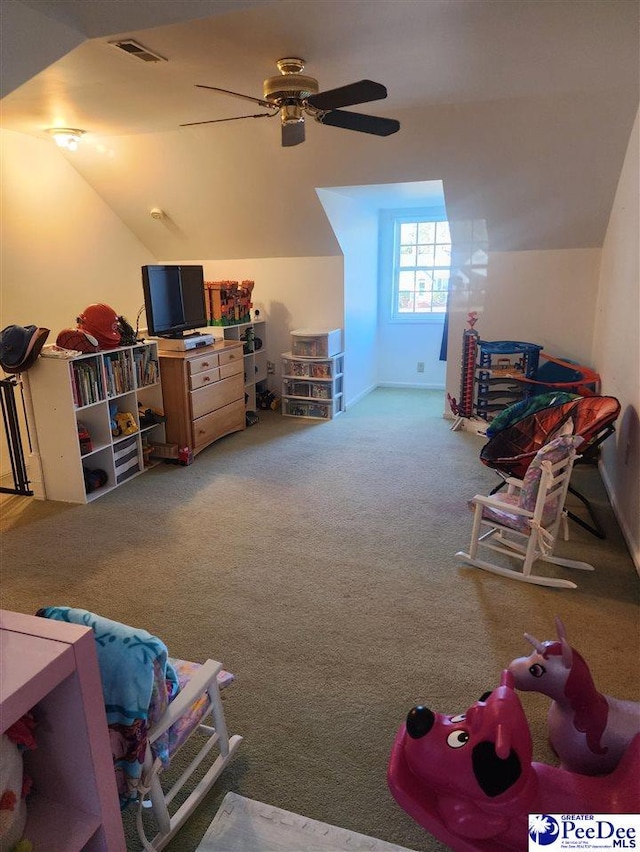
[2,0,639,260]
[62,88,637,260]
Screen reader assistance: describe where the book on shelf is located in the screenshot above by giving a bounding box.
[133,348,158,387]
[71,359,102,408]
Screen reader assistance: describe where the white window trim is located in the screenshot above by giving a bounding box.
[379,209,449,325]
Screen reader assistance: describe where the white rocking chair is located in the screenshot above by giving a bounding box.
[37,607,242,851]
[455,435,594,589]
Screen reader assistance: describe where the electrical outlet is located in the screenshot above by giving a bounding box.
[267,361,275,375]
[417,362,425,373]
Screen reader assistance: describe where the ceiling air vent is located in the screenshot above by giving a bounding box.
[110,40,166,63]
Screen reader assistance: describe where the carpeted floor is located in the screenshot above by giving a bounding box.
[1,388,638,851]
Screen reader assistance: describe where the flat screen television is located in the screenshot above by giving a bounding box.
[141,265,208,338]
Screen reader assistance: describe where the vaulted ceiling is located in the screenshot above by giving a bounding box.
[3,0,639,259]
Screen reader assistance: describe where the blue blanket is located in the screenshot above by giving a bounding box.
[38,606,179,726]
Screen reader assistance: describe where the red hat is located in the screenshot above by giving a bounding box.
[56,328,99,354]
[78,304,120,349]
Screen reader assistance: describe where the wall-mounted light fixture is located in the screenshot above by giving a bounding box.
[46,128,85,151]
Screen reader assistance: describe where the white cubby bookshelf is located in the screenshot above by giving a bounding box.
[27,342,165,503]
[212,318,267,412]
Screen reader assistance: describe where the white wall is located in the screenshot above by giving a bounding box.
[0,127,156,491]
[315,190,378,405]
[445,247,602,413]
[180,257,344,398]
[377,321,446,391]
[593,108,640,569]
[0,129,156,333]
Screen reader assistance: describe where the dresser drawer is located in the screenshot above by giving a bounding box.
[189,367,220,390]
[192,398,245,450]
[219,358,243,380]
[219,348,243,368]
[189,351,219,375]
[190,374,243,420]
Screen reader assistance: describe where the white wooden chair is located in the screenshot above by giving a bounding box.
[36,607,242,851]
[455,435,594,589]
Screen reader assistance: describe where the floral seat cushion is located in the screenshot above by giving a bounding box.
[481,435,581,532]
[149,659,235,761]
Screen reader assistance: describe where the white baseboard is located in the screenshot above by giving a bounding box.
[345,384,377,409]
[598,459,640,577]
[376,382,446,390]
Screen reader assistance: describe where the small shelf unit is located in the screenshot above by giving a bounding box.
[0,610,125,851]
[27,342,166,503]
[281,329,344,420]
[212,319,267,412]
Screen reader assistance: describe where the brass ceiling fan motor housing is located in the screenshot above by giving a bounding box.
[263,58,319,109]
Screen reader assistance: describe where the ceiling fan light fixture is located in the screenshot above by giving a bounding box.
[47,128,85,151]
[276,58,306,75]
[280,103,303,125]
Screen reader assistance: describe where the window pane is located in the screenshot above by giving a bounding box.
[433,274,449,291]
[417,244,434,266]
[400,223,417,244]
[418,222,435,243]
[414,291,432,312]
[434,244,451,266]
[397,291,414,312]
[432,291,448,308]
[398,270,416,290]
[399,245,417,267]
[436,221,451,242]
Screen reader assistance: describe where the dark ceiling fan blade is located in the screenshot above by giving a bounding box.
[307,80,387,111]
[282,121,305,147]
[195,84,274,109]
[317,110,400,137]
[180,112,277,127]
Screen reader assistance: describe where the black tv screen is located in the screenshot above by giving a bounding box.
[141,265,207,338]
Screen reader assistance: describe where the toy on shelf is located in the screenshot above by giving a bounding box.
[388,670,640,852]
[204,280,254,326]
[0,714,36,852]
[508,616,640,775]
[114,411,138,436]
[109,400,119,436]
[77,421,92,455]
[137,401,166,428]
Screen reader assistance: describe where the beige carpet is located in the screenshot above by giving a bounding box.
[1,389,638,852]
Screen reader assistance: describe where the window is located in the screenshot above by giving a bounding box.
[392,218,451,319]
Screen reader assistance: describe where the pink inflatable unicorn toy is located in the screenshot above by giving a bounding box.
[388,669,640,852]
[508,616,640,775]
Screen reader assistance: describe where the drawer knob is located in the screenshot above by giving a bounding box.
[203,376,210,382]
[202,361,210,368]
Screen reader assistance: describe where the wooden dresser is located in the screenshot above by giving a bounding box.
[159,340,245,456]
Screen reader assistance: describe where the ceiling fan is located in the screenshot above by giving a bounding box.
[181,58,400,147]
